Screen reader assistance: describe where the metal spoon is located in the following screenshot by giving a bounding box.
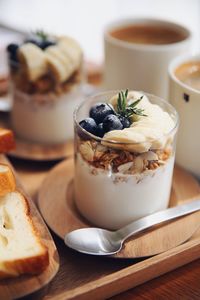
[64,199,200,256]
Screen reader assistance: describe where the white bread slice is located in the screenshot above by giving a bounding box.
[0,191,49,279]
[0,128,15,154]
[0,164,16,197]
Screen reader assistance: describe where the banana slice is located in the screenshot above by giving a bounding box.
[18,36,83,84]
[18,43,47,82]
[58,36,82,69]
[45,45,74,82]
[103,129,144,143]
[102,129,151,153]
[45,52,67,83]
[46,46,69,66]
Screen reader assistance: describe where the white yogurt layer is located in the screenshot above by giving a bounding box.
[74,153,175,230]
[11,86,83,144]
[103,91,175,153]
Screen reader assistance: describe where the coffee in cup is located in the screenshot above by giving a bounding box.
[110,23,187,45]
[169,54,200,179]
[174,61,200,91]
[104,19,192,98]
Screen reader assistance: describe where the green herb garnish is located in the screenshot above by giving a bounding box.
[116,89,147,119]
[34,29,49,41]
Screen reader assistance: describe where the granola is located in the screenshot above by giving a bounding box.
[10,66,82,98]
[77,137,172,175]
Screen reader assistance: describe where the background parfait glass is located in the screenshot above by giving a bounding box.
[8,54,84,145]
[74,91,179,230]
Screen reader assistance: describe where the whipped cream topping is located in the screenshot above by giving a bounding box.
[102,91,175,153]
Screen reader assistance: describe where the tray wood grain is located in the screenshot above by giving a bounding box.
[37,158,200,299]
[0,155,59,300]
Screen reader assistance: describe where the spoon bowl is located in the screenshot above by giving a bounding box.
[65,228,122,255]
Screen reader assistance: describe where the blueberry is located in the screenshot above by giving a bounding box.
[24,38,56,49]
[40,40,56,49]
[90,103,115,124]
[96,123,105,138]
[6,43,19,62]
[103,115,123,133]
[7,43,18,54]
[119,116,130,128]
[24,38,41,47]
[79,118,97,135]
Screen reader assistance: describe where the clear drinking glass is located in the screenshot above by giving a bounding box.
[74,91,179,230]
[8,58,84,144]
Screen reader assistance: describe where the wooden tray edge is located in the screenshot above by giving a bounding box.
[57,237,200,300]
[0,155,60,299]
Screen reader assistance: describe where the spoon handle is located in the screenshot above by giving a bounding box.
[116,199,200,242]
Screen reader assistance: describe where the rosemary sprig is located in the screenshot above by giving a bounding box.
[116,89,147,120]
[34,29,48,41]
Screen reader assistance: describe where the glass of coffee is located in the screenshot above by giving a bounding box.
[111,23,187,45]
[174,60,200,91]
[104,18,191,98]
[169,54,200,178]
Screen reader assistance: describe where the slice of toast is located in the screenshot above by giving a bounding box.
[0,160,49,279]
[0,191,49,279]
[0,128,15,154]
[0,164,16,197]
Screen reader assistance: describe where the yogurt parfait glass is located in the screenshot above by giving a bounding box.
[74,90,179,230]
[7,33,83,144]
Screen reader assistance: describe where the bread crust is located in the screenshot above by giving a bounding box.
[0,128,15,153]
[0,191,49,279]
[0,250,49,279]
[0,163,16,196]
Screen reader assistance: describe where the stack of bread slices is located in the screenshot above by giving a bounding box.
[0,128,49,279]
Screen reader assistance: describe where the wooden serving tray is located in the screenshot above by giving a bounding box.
[0,155,59,300]
[37,158,200,299]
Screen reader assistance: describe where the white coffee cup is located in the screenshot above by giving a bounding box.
[104,18,192,98]
[169,54,200,179]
